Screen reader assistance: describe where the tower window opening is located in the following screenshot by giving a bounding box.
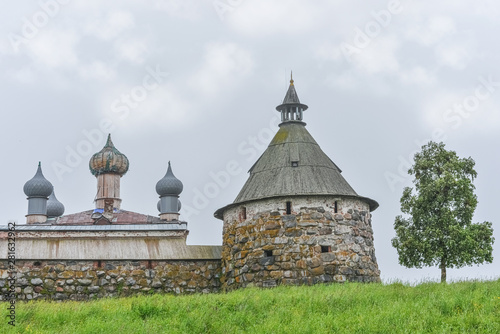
[321,246,331,253]
[286,201,292,215]
[334,201,338,213]
[241,207,247,220]
[265,250,273,257]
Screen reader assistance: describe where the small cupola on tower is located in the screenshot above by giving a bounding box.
[156,161,183,222]
[276,72,309,123]
[23,162,53,224]
[89,134,129,211]
[46,190,65,219]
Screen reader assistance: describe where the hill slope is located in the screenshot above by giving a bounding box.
[4,280,500,333]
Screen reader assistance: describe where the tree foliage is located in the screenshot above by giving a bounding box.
[391,141,494,282]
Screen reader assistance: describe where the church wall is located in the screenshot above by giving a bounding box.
[0,259,221,301]
[221,196,380,291]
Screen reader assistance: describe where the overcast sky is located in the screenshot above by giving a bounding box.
[1,0,498,283]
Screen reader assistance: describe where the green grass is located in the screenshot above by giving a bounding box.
[3,280,500,333]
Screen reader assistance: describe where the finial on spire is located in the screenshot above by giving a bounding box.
[290,71,294,85]
[105,133,113,147]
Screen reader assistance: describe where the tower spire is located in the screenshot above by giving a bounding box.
[276,74,308,123]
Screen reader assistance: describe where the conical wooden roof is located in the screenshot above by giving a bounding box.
[234,121,358,202]
[214,121,378,219]
[214,81,378,219]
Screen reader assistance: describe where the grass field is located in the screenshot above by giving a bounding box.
[2,279,500,333]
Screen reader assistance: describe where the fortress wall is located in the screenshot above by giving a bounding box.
[221,196,380,291]
[0,259,221,301]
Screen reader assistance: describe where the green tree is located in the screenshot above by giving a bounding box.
[392,141,494,282]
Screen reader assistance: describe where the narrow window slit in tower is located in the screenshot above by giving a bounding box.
[265,250,273,257]
[98,260,102,268]
[321,246,331,253]
[334,201,338,213]
[242,207,247,220]
[286,201,292,215]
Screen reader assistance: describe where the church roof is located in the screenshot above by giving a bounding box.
[53,209,168,225]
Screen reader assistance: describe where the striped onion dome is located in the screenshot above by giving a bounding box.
[89,134,129,176]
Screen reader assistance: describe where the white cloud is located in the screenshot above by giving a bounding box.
[114,39,149,64]
[226,0,320,36]
[84,11,135,40]
[406,16,456,46]
[191,42,254,96]
[422,89,500,134]
[111,83,194,132]
[351,36,400,74]
[154,0,200,19]
[9,66,36,84]
[325,71,359,91]
[78,61,116,80]
[422,91,463,129]
[399,66,437,86]
[435,43,470,70]
[315,42,343,62]
[25,29,79,69]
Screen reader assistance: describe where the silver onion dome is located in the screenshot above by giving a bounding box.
[47,190,65,218]
[156,161,183,196]
[23,162,54,197]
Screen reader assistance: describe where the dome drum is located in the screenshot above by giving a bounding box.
[27,198,48,216]
[159,196,181,214]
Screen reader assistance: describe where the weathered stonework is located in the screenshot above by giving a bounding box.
[221,196,380,291]
[0,260,221,301]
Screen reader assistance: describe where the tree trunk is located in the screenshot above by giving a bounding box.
[440,258,447,283]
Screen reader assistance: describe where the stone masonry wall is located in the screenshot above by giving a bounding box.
[221,196,380,291]
[0,260,221,301]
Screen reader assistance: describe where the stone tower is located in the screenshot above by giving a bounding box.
[215,76,380,290]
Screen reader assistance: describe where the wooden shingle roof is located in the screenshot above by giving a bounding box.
[215,121,378,219]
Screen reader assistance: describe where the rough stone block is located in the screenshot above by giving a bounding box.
[31,278,43,286]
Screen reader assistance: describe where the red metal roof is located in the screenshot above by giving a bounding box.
[54,210,163,225]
